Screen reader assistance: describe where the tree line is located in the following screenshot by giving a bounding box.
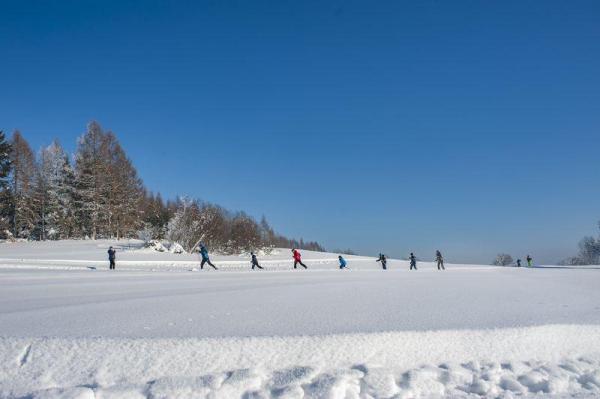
[0,122,325,254]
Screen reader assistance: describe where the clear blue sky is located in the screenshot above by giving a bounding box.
[1,1,599,263]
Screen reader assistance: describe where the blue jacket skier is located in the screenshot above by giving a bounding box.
[107,246,116,270]
[199,245,218,270]
[338,255,347,269]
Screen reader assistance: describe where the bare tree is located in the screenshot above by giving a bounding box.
[493,253,514,266]
[9,131,36,238]
[74,121,108,239]
[33,141,70,240]
[0,131,11,237]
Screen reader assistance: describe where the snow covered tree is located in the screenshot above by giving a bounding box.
[0,131,11,237]
[33,141,72,240]
[166,198,199,252]
[577,235,600,265]
[166,198,228,253]
[140,191,171,239]
[226,212,262,253]
[561,222,600,266]
[493,253,514,266]
[57,155,77,238]
[9,131,37,238]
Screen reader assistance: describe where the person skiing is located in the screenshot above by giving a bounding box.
[435,250,445,270]
[376,253,387,270]
[516,259,522,267]
[251,252,263,270]
[292,249,307,269]
[199,245,218,270]
[526,255,533,267]
[107,246,116,270]
[409,253,417,270]
[338,255,347,269]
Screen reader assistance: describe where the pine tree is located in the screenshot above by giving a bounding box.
[9,131,37,238]
[0,131,12,237]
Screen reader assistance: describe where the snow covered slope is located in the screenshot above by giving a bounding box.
[1,240,600,398]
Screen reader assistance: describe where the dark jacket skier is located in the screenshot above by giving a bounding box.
[338,256,347,269]
[376,254,387,270]
[409,253,417,270]
[516,259,522,267]
[199,245,218,270]
[108,246,116,270]
[251,252,263,270]
[292,249,308,269]
[435,250,445,270]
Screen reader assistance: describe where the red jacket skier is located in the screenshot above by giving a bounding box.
[292,249,308,269]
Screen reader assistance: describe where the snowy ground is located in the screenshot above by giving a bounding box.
[1,240,600,398]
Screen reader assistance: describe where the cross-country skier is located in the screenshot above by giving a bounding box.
[409,253,417,270]
[526,255,533,267]
[292,249,308,269]
[107,246,116,270]
[376,253,387,270]
[435,250,445,270]
[338,255,347,269]
[251,252,263,270]
[516,259,522,267]
[200,245,218,270]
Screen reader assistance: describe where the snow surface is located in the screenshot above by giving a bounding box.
[1,240,600,398]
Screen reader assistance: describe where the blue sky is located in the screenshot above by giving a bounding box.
[1,1,599,263]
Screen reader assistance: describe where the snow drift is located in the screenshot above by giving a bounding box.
[2,325,600,398]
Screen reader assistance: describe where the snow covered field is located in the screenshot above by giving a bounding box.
[1,240,600,398]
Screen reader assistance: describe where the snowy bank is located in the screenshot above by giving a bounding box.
[2,325,600,398]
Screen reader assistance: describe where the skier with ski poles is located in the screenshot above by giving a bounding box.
[376,253,387,270]
[526,255,533,267]
[199,245,218,270]
[338,255,347,269]
[250,252,263,270]
[292,249,308,269]
[409,253,417,270]
[435,250,445,270]
[107,246,116,270]
[516,259,522,267]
